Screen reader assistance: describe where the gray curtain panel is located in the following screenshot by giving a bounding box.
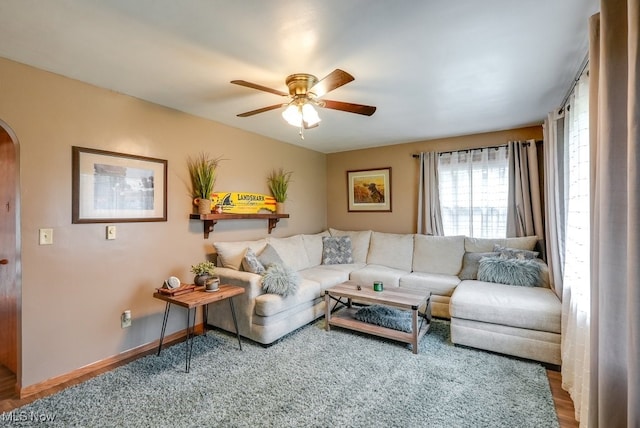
[542,113,565,298]
[506,140,544,238]
[417,151,444,236]
[588,4,640,427]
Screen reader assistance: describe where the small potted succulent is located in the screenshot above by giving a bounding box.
[190,261,219,291]
[267,168,293,214]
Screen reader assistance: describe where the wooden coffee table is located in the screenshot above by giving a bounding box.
[324,281,431,354]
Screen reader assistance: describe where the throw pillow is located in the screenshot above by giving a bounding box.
[261,263,299,297]
[241,248,265,274]
[322,236,354,265]
[353,305,412,332]
[458,252,500,280]
[493,244,539,260]
[258,244,284,268]
[477,257,542,287]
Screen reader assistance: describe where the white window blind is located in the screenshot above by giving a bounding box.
[438,146,509,238]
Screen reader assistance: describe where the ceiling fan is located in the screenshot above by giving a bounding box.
[231,69,376,138]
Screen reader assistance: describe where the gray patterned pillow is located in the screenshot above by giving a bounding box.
[493,244,539,260]
[322,236,354,265]
[242,248,265,274]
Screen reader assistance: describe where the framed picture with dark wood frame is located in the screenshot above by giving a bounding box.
[346,167,392,212]
[72,146,168,223]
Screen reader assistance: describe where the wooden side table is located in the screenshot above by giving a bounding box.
[153,284,244,372]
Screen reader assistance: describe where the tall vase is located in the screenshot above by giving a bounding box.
[276,202,286,214]
[197,198,211,215]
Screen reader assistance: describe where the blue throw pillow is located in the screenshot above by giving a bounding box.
[477,257,542,287]
[258,244,284,268]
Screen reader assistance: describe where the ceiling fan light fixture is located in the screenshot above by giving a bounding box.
[302,103,321,126]
[282,104,303,127]
[282,101,321,128]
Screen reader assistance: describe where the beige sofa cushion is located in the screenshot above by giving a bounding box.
[349,264,408,288]
[267,235,311,271]
[464,236,539,252]
[298,266,351,292]
[450,280,561,333]
[301,231,330,267]
[329,228,372,263]
[254,279,321,317]
[214,239,267,271]
[366,231,414,271]
[412,235,465,275]
[399,272,461,297]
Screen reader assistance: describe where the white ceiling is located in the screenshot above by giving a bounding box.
[0,0,599,153]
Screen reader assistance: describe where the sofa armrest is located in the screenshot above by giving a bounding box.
[216,267,264,299]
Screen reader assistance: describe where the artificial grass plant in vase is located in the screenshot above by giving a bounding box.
[187,153,223,214]
[267,168,293,214]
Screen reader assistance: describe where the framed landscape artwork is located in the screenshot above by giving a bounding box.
[347,167,392,212]
[72,146,167,223]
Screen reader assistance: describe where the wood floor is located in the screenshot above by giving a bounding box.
[0,362,578,425]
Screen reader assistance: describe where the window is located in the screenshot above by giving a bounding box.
[438,146,509,238]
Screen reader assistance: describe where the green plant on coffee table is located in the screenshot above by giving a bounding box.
[190,261,216,276]
[267,168,293,203]
[187,153,223,200]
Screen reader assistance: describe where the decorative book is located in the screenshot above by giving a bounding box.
[156,284,196,296]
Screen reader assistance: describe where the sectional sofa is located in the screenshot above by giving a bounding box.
[207,229,562,365]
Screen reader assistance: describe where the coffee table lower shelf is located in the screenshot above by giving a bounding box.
[327,306,430,353]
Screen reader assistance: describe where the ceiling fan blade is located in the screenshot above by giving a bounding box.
[231,80,289,97]
[310,69,354,97]
[321,99,377,116]
[236,104,285,117]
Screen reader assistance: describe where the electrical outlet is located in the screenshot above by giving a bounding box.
[121,310,132,328]
[39,228,53,245]
[106,225,116,240]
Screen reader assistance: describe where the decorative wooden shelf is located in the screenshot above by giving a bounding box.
[189,213,290,238]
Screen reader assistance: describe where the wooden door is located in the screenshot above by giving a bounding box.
[0,124,18,374]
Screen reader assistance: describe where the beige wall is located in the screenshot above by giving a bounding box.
[326,126,543,233]
[0,57,327,388]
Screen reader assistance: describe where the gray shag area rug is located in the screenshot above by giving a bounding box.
[10,320,558,428]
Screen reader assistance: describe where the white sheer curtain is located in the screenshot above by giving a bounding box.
[561,70,591,425]
[438,147,509,238]
[542,111,566,297]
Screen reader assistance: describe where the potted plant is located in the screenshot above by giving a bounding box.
[190,261,218,290]
[267,168,293,214]
[187,153,223,214]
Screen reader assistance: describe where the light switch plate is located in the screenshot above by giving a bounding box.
[39,228,53,245]
[106,225,116,240]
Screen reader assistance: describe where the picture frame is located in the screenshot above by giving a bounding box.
[72,146,168,223]
[346,167,392,212]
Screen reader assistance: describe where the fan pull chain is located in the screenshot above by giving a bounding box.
[299,125,305,139]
